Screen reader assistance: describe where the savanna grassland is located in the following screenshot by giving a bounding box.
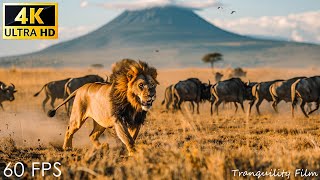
[1,67,320,179]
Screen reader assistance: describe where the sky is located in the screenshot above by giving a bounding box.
[0,0,320,57]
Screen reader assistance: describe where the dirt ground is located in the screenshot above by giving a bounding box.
[1,67,320,179]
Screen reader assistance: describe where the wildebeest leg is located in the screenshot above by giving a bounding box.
[271,99,279,113]
[210,102,214,116]
[128,124,141,141]
[63,115,87,150]
[178,100,182,110]
[67,99,74,116]
[308,99,320,115]
[166,95,173,110]
[50,97,56,109]
[291,101,296,118]
[166,100,170,110]
[114,122,135,156]
[196,102,200,114]
[306,103,312,113]
[89,120,106,148]
[300,101,309,118]
[190,102,195,113]
[173,94,179,110]
[42,94,50,112]
[214,99,222,116]
[255,99,263,115]
[248,99,255,116]
[0,103,4,111]
[240,102,245,113]
[234,102,238,113]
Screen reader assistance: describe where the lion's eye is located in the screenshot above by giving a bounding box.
[139,83,144,89]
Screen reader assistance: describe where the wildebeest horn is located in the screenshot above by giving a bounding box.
[208,80,211,85]
[0,84,5,90]
[246,80,250,86]
[11,83,15,89]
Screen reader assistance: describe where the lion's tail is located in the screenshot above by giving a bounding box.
[47,90,77,117]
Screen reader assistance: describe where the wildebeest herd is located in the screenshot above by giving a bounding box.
[33,74,106,114]
[1,59,320,156]
[1,69,319,119]
[161,76,320,118]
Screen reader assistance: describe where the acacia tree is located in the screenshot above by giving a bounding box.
[202,52,223,73]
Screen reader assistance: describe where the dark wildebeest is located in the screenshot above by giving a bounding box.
[34,78,71,112]
[201,81,212,102]
[248,79,283,116]
[210,78,254,115]
[161,84,174,110]
[64,75,105,114]
[214,72,223,82]
[173,78,202,114]
[269,77,306,113]
[0,83,17,110]
[291,76,320,118]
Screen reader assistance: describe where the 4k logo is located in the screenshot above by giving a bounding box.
[3,3,58,39]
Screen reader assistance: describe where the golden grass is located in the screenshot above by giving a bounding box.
[1,67,320,179]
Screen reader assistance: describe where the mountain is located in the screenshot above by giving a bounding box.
[1,6,319,68]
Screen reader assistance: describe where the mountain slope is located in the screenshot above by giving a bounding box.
[1,6,319,68]
[41,6,251,53]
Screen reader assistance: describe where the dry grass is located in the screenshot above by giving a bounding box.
[1,67,320,179]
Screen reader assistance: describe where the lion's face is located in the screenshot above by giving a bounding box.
[128,74,157,111]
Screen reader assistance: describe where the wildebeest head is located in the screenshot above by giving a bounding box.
[201,80,212,101]
[243,81,256,100]
[0,83,17,101]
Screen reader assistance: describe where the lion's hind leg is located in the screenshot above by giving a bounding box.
[63,114,87,150]
[89,120,106,148]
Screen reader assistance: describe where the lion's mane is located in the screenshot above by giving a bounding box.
[109,59,158,127]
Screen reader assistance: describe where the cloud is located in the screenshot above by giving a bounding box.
[291,30,304,42]
[210,11,320,44]
[80,0,219,10]
[80,0,88,8]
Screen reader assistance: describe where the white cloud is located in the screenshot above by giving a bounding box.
[211,11,320,44]
[291,30,303,42]
[80,0,219,10]
[80,0,88,8]
[174,0,219,10]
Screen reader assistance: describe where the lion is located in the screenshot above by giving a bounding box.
[47,59,159,155]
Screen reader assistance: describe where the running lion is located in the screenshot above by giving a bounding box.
[48,59,159,155]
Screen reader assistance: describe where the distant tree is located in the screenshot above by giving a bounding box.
[202,52,223,73]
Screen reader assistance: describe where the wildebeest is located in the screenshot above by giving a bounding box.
[34,78,71,112]
[64,75,105,114]
[214,72,223,82]
[172,78,203,114]
[210,78,254,115]
[291,76,320,118]
[0,83,17,110]
[226,67,247,79]
[161,84,174,110]
[269,77,306,113]
[201,81,212,102]
[248,79,283,116]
